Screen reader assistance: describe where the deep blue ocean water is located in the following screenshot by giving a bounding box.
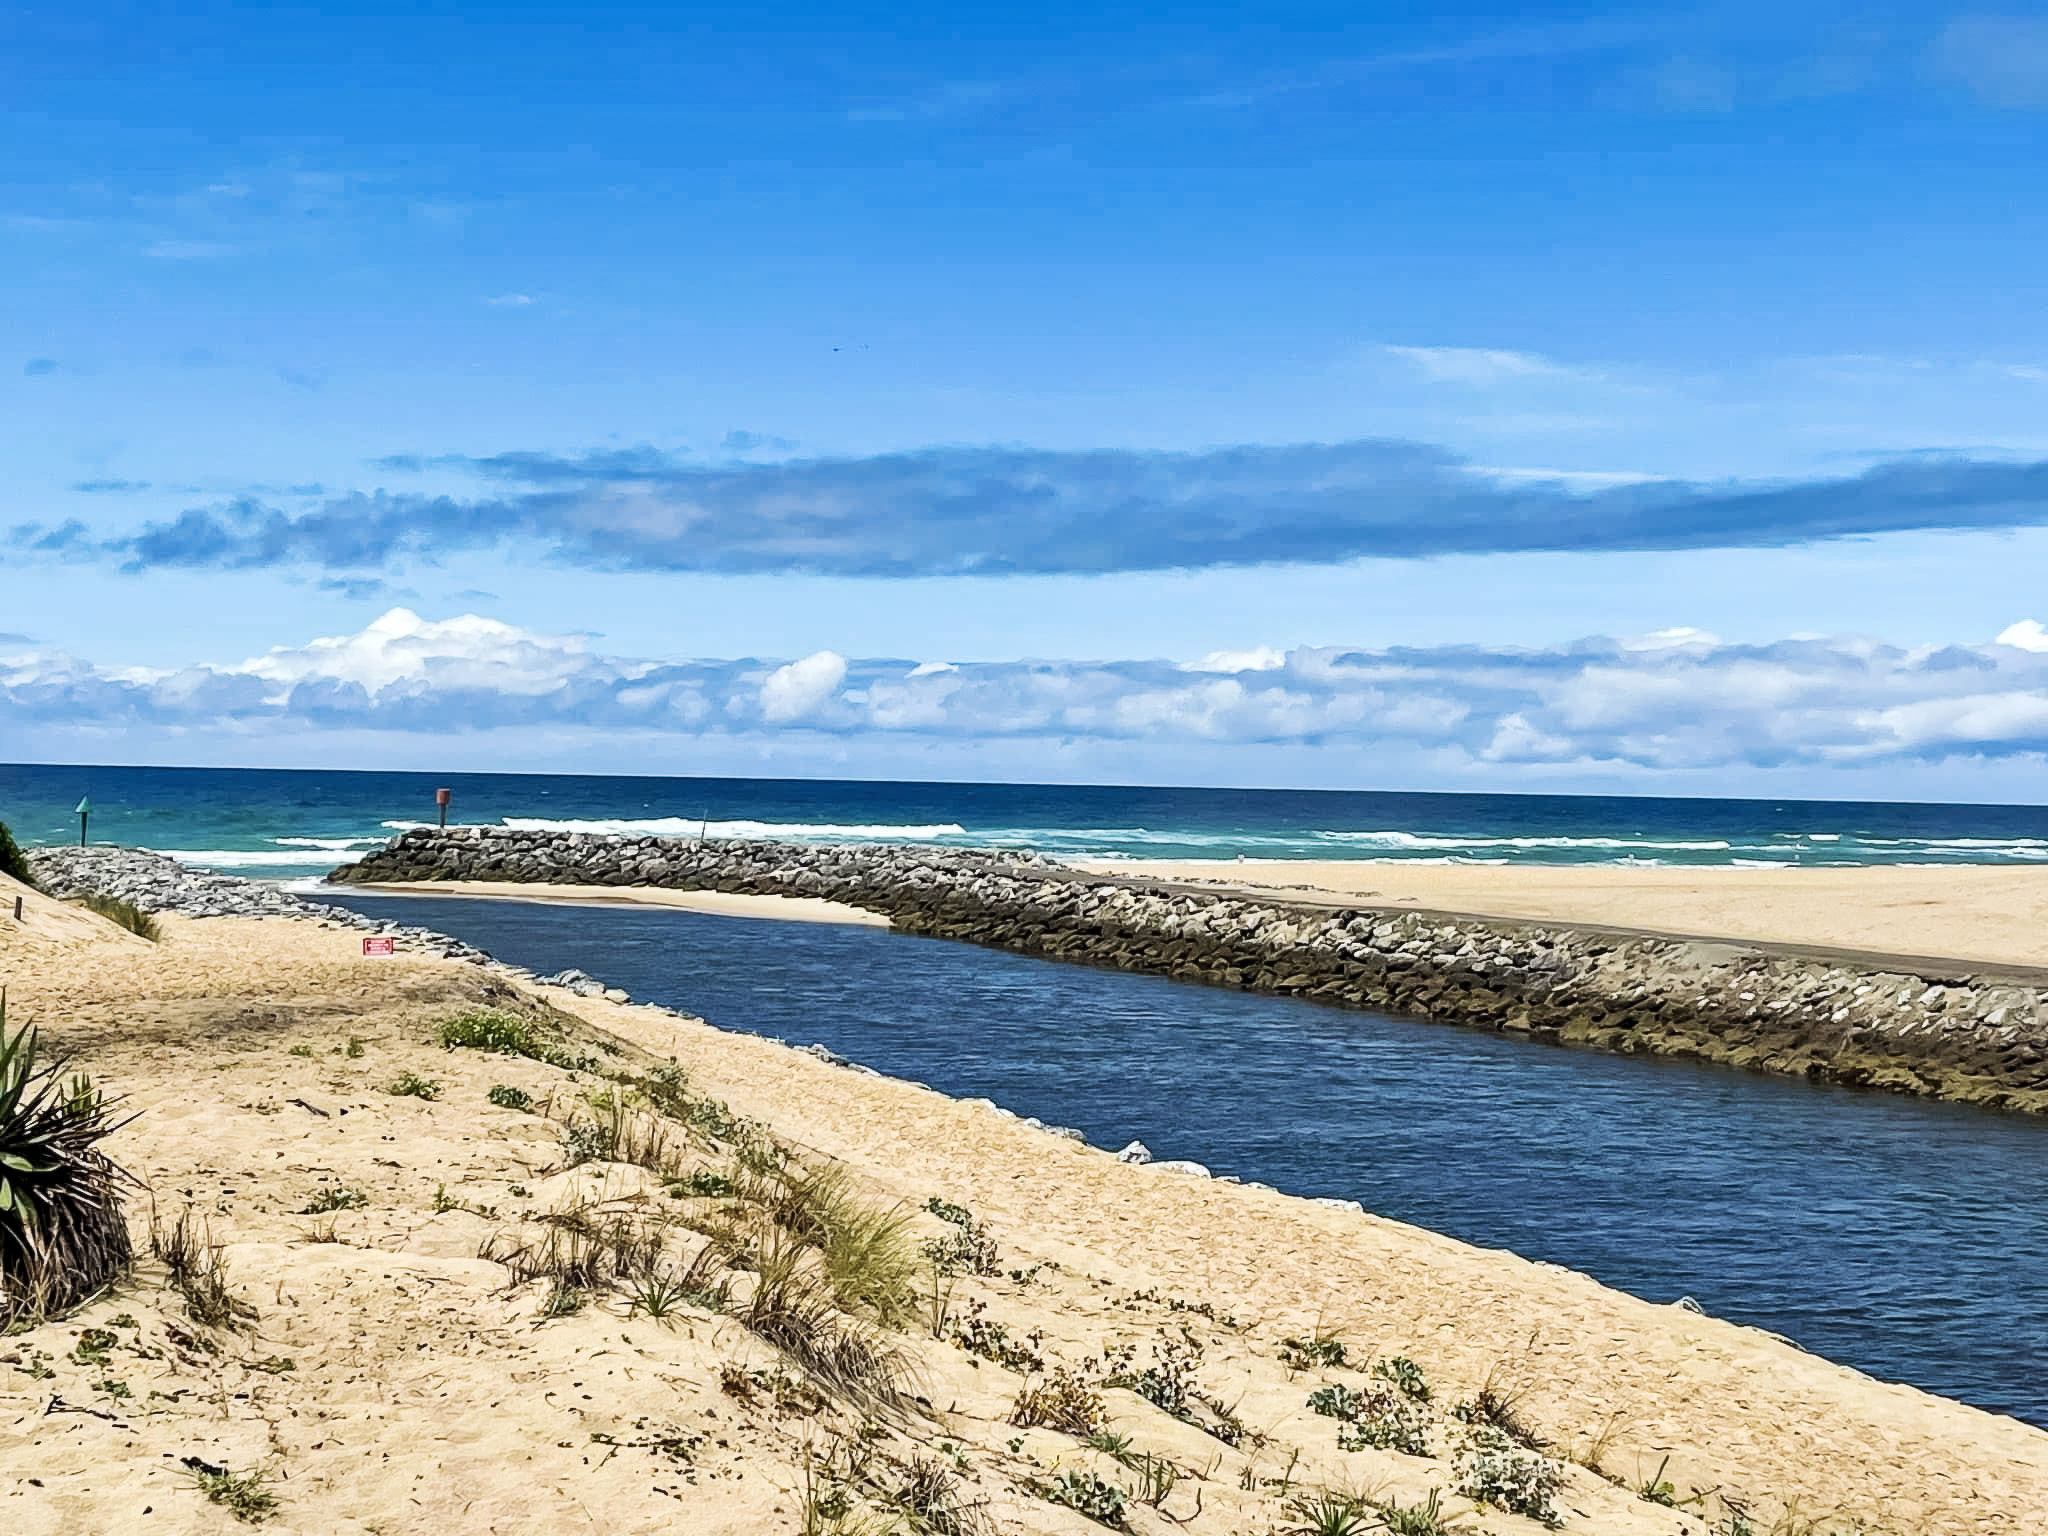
[329,891,2048,1428]
[9,760,2048,879]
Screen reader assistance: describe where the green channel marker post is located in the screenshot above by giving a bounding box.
[75,796,91,846]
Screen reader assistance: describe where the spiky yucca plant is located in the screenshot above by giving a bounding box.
[0,991,135,1321]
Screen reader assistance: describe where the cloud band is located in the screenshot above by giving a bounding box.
[17,442,2048,578]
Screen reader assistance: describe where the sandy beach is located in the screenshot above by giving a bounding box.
[1,876,2044,1533]
[1070,859,2048,970]
[345,878,893,927]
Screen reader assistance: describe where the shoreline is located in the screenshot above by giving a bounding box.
[4,871,2047,1531]
[335,876,892,927]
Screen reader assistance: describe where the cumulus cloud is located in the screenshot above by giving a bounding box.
[16,609,2048,773]
[759,650,848,721]
[23,441,2048,580]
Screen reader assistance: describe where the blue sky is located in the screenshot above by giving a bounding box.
[7,2,2048,794]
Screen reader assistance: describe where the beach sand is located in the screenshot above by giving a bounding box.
[2,878,2043,1533]
[1070,859,2048,970]
[343,877,892,927]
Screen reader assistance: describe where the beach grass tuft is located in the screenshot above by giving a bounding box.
[77,892,160,941]
[739,1224,910,1407]
[1372,1489,1453,1536]
[559,1092,682,1176]
[1453,1373,1546,1451]
[1281,1489,1378,1536]
[151,1205,256,1331]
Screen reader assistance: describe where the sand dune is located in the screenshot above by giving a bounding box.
[0,900,2041,1533]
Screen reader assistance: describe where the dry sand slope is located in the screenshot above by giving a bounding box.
[1,888,2043,1535]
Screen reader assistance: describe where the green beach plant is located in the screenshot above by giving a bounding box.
[384,1071,440,1100]
[299,1185,366,1214]
[0,821,38,889]
[437,1008,592,1071]
[0,992,136,1323]
[1458,1427,1565,1528]
[922,1195,1000,1276]
[1279,1330,1349,1372]
[183,1460,279,1524]
[1036,1469,1128,1527]
[1009,1361,1107,1435]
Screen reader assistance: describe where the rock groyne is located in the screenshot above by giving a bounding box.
[331,826,2048,1112]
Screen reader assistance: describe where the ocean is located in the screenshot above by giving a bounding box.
[7,761,2048,880]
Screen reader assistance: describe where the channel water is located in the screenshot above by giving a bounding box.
[328,891,2048,1428]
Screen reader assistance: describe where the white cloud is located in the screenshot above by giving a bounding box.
[16,610,2048,776]
[759,650,848,722]
[1996,619,2048,653]
[1384,345,1584,386]
[485,293,535,307]
[234,608,598,699]
[1182,646,1287,673]
[1619,626,1722,651]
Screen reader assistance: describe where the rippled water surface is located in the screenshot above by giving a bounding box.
[15,761,2048,875]
[329,891,2048,1427]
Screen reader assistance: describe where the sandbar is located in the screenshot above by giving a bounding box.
[336,876,892,927]
[1070,858,2048,970]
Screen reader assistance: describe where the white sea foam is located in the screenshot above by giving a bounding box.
[162,849,334,868]
[1314,830,1735,851]
[494,816,970,841]
[272,835,385,850]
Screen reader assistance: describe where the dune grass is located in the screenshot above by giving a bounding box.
[76,893,160,942]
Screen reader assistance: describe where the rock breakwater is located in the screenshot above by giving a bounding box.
[330,826,2048,1112]
[24,845,494,964]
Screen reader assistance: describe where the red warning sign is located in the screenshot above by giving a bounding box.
[362,936,395,957]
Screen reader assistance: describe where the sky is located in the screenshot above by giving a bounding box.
[7,1,2048,797]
